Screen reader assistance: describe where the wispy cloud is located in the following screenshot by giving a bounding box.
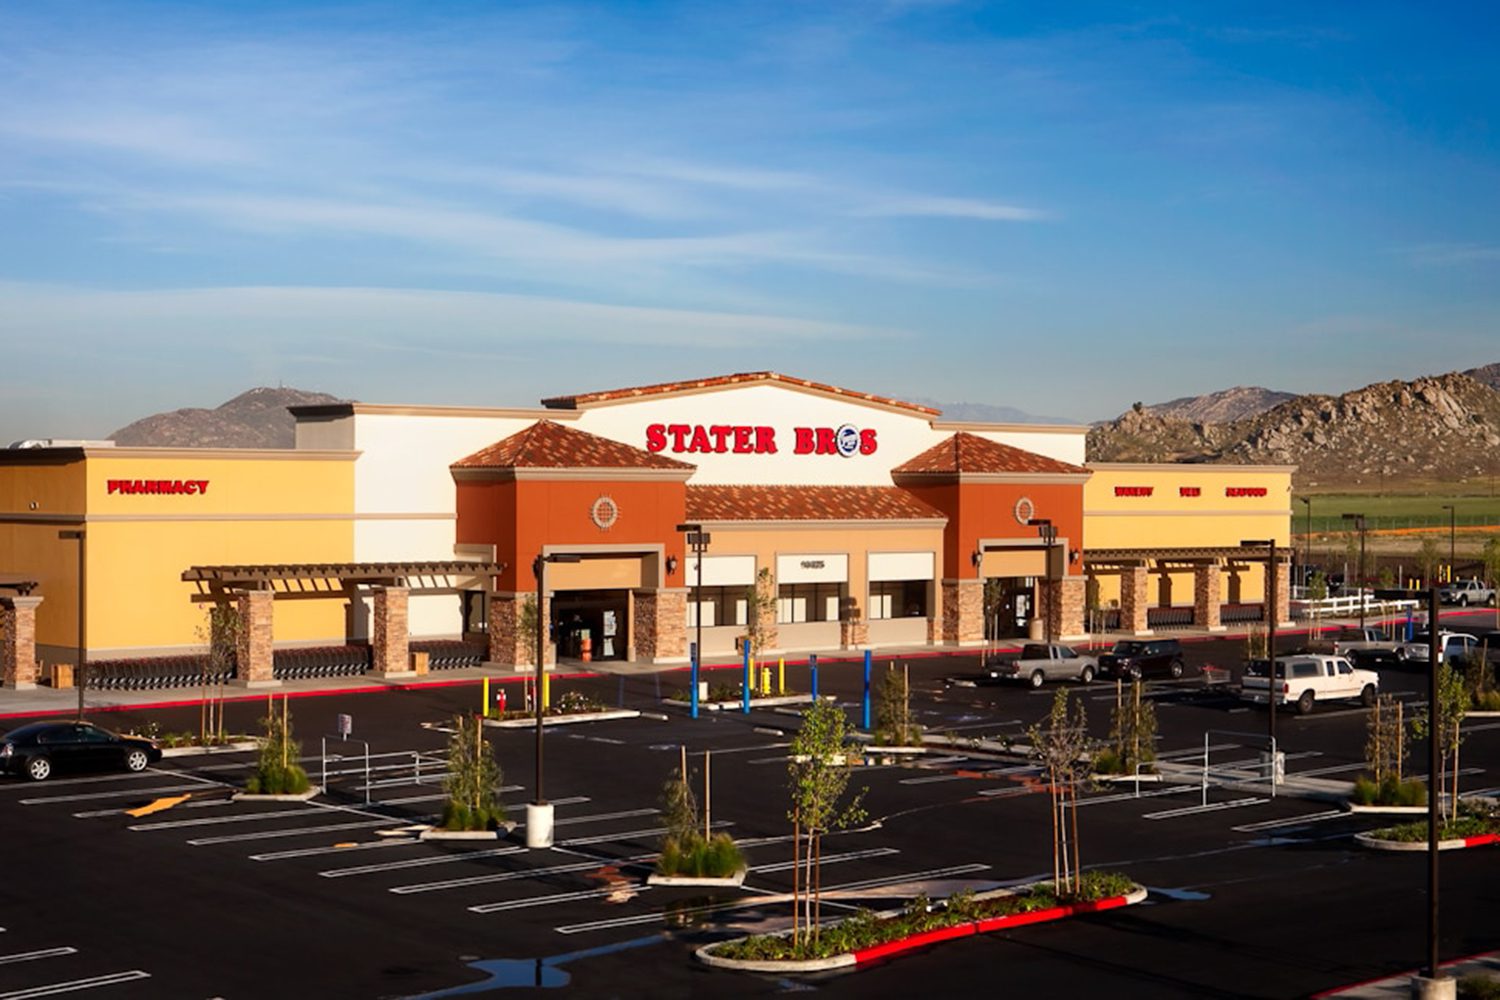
[855,196,1050,221]
[1402,243,1500,266]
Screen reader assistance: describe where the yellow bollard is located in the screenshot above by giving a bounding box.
[542,671,551,711]
[778,657,785,695]
[761,665,771,696]
[482,676,490,718]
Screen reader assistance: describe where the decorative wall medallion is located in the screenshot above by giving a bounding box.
[1013,496,1035,525]
[590,495,619,531]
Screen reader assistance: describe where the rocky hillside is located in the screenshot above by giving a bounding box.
[109,387,347,449]
[1089,371,1500,487]
[1142,386,1295,423]
[1465,363,1500,391]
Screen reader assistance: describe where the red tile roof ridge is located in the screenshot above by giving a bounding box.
[892,431,1088,476]
[685,484,945,521]
[453,419,695,470]
[540,371,941,416]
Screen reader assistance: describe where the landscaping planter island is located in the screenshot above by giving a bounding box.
[1356,830,1500,852]
[485,709,640,729]
[695,879,1147,974]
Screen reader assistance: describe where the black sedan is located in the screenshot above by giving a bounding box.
[0,720,162,781]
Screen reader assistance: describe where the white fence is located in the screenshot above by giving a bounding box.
[1288,591,1421,622]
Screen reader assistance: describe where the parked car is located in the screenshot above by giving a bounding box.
[986,643,1098,687]
[1240,655,1379,714]
[1097,638,1187,680]
[1397,630,1479,666]
[0,720,161,782]
[1327,626,1405,666]
[1437,579,1497,607]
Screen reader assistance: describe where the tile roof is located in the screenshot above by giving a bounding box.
[686,485,945,522]
[540,371,941,416]
[892,432,1089,476]
[453,420,694,470]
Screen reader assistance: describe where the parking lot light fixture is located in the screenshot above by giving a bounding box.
[1241,538,1279,792]
[676,523,710,720]
[1028,518,1057,644]
[1298,498,1312,591]
[1341,514,1367,630]
[530,552,581,849]
[1441,505,1455,579]
[58,529,85,720]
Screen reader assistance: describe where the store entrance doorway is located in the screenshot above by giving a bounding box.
[551,589,629,663]
[987,576,1036,640]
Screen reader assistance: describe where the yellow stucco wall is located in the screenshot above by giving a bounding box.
[1,450,357,656]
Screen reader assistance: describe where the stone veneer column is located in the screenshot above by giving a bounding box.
[632,589,688,663]
[840,618,870,650]
[941,579,984,646]
[1273,559,1291,626]
[371,586,411,676]
[1,596,43,689]
[1193,565,1225,632]
[489,592,553,670]
[235,589,277,686]
[1050,577,1086,640]
[1119,566,1150,635]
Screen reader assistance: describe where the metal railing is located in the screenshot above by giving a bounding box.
[1289,592,1421,621]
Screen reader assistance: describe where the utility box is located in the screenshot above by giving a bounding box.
[49,663,73,689]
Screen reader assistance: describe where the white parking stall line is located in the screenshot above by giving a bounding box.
[1462,722,1500,734]
[0,773,164,792]
[22,783,217,806]
[323,846,528,878]
[749,847,898,874]
[928,721,1024,734]
[0,948,76,966]
[188,818,393,846]
[390,852,658,894]
[519,806,654,829]
[251,838,420,862]
[129,808,322,832]
[1077,786,1195,807]
[1285,762,1365,778]
[554,863,992,935]
[1158,743,1241,759]
[898,774,967,785]
[0,971,152,999]
[469,885,655,914]
[1231,810,1345,833]
[1144,797,1266,820]
[557,821,731,848]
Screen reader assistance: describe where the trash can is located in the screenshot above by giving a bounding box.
[411,651,430,676]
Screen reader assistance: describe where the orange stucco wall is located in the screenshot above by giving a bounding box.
[902,480,1085,579]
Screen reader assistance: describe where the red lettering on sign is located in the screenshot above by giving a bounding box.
[667,424,691,452]
[815,427,836,454]
[1114,486,1154,497]
[104,478,210,496]
[645,424,667,452]
[1225,487,1268,497]
[794,428,815,454]
[731,426,754,453]
[859,429,878,455]
[755,427,777,454]
[687,426,712,453]
[1179,486,1201,497]
[709,425,732,453]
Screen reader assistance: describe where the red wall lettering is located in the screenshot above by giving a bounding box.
[1179,486,1201,497]
[1114,486,1154,497]
[1225,487,1268,497]
[644,423,871,457]
[106,479,210,496]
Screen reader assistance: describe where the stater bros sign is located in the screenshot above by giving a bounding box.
[644,422,877,457]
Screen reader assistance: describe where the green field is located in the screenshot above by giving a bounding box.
[1293,493,1500,534]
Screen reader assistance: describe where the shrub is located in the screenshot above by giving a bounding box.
[1476,690,1500,712]
[248,695,310,795]
[1459,974,1500,1000]
[1352,774,1426,807]
[657,832,744,878]
[1093,748,1125,775]
[441,714,503,831]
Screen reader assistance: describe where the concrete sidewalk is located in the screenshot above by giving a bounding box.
[1317,952,1500,997]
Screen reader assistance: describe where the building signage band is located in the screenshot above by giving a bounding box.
[645,422,877,457]
[107,479,211,495]
[1114,485,1267,498]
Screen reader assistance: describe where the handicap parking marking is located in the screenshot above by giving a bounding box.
[0,970,152,999]
[0,947,76,966]
[322,846,528,879]
[22,782,221,806]
[389,852,659,894]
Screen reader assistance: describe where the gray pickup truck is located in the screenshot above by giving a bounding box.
[1438,579,1497,607]
[1326,626,1405,666]
[986,643,1098,688]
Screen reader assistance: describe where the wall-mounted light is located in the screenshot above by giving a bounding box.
[971,548,983,569]
[1069,549,1080,564]
[666,555,679,575]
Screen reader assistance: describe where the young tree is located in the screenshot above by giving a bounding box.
[1417,537,1442,589]
[1029,689,1091,896]
[1413,663,1468,821]
[1107,678,1157,775]
[786,699,866,949]
[742,567,776,661]
[197,603,241,745]
[1484,537,1500,626]
[874,664,922,747]
[249,694,310,795]
[442,714,503,831]
[1364,693,1407,784]
[517,595,539,668]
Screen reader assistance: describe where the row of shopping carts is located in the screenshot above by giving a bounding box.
[89,656,228,691]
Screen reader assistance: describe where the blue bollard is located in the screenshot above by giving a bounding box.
[809,653,819,700]
[690,641,699,720]
[743,641,752,714]
[862,649,872,729]
[1405,609,1414,642]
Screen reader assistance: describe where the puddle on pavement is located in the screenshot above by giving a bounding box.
[1148,886,1211,901]
[411,935,666,996]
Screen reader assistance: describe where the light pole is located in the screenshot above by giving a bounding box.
[529,551,579,848]
[58,529,85,719]
[1342,513,1367,630]
[1029,518,1057,644]
[1241,538,1279,792]
[1298,497,1312,592]
[1441,504,1455,582]
[676,523,710,719]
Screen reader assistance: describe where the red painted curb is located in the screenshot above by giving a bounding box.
[1462,832,1500,848]
[852,894,1131,965]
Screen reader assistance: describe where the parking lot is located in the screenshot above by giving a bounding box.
[1,618,1497,998]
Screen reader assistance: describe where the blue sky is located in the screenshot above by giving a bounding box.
[2,2,1497,439]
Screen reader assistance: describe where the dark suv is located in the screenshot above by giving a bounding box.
[1098,638,1186,680]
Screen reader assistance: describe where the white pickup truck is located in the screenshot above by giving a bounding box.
[1397,630,1480,665]
[1241,654,1379,714]
[1438,579,1497,607]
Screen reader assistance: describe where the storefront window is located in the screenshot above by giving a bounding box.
[685,586,748,628]
[869,580,928,619]
[777,583,842,623]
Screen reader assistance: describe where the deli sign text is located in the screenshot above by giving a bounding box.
[108,479,211,496]
[645,422,877,458]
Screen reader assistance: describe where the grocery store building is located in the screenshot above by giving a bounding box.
[0,373,1293,687]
